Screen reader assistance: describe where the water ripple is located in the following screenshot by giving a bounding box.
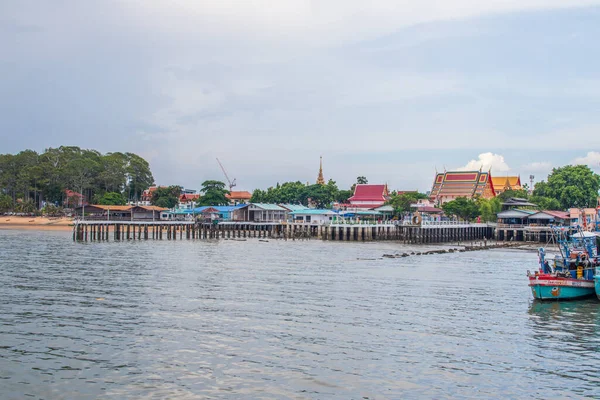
[1,230,600,399]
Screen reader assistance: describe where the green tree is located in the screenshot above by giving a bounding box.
[125,152,154,202]
[198,180,229,206]
[301,184,335,208]
[477,197,501,222]
[496,188,529,202]
[442,197,480,221]
[95,192,127,205]
[0,194,13,212]
[529,196,562,211]
[336,189,353,203]
[535,165,600,209]
[532,181,548,197]
[250,188,267,203]
[387,192,428,216]
[14,199,36,214]
[0,147,155,209]
[151,186,181,209]
[356,176,368,185]
[98,152,128,193]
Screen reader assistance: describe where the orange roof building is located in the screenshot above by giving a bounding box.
[225,191,252,205]
[491,176,522,195]
[430,171,496,205]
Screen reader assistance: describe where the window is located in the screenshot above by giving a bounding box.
[306,216,311,222]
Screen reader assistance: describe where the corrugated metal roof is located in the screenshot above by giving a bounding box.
[290,209,337,215]
[340,210,382,215]
[497,209,536,218]
[529,210,569,220]
[191,205,246,213]
[280,204,310,211]
[134,205,168,211]
[88,205,132,211]
[250,203,287,211]
[372,205,394,212]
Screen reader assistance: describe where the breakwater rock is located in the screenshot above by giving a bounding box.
[381,242,524,259]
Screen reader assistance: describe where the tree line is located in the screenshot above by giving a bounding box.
[0,146,154,212]
[250,180,354,208]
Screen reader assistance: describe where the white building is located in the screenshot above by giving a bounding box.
[290,209,337,224]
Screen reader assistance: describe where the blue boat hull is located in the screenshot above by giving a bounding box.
[595,277,600,301]
[530,284,595,301]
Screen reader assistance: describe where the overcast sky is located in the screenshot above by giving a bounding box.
[2,1,600,192]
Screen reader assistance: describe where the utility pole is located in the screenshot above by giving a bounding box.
[529,175,534,195]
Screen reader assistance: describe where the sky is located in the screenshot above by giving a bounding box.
[2,1,600,193]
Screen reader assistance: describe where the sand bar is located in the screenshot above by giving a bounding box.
[0,216,74,231]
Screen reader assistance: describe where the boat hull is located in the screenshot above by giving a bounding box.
[529,275,595,301]
[595,277,600,301]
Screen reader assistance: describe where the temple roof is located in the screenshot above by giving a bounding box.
[348,184,389,202]
[430,171,496,200]
[491,176,522,192]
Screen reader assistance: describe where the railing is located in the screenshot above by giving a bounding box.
[78,216,134,222]
[496,223,573,230]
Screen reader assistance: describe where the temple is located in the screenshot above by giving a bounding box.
[316,156,325,185]
[491,176,522,195]
[430,170,496,205]
[347,184,390,209]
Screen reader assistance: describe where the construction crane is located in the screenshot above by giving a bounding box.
[216,158,237,192]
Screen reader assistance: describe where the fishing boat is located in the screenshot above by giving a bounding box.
[528,228,597,301]
[595,267,600,300]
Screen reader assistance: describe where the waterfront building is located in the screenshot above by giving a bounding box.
[569,208,599,231]
[225,191,252,205]
[491,176,522,195]
[346,184,390,210]
[497,209,537,226]
[415,206,444,222]
[75,205,167,221]
[179,193,201,209]
[371,205,394,220]
[528,211,570,227]
[290,209,337,224]
[429,170,496,205]
[140,186,163,205]
[246,203,289,222]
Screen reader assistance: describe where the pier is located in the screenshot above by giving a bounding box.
[73,220,494,243]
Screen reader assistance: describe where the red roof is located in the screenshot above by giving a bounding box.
[226,191,252,200]
[180,193,200,202]
[539,210,569,219]
[348,184,389,202]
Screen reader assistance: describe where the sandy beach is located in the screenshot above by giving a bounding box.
[0,216,74,231]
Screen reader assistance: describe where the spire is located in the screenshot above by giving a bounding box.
[316,156,325,185]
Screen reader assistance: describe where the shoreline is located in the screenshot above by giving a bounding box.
[0,217,74,231]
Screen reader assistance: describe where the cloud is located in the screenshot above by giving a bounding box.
[132,1,600,46]
[457,152,510,172]
[523,161,553,172]
[3,1,600,192]
[573,151,600,168]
